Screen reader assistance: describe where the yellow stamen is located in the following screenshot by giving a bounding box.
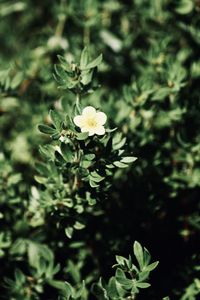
[86,118,97,127]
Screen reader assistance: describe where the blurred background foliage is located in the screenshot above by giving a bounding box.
[0,0,200,299]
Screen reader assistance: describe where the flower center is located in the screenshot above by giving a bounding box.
[86,117,97,128]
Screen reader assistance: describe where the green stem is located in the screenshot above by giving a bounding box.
[55,0,67,37]
[83,26,90,46]
[72,173,78,192]
[55,15,66,37]
[76,93,81,112]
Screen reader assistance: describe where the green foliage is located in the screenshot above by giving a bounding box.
[36,50,136,241]
[54,48,102,94]
[0,0,200,299]
[92,241,158,299]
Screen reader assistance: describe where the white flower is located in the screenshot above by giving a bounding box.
[73,106,107,136]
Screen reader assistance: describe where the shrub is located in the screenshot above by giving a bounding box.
[0,0,200,299]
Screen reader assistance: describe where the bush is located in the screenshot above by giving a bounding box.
[0,0,200,299]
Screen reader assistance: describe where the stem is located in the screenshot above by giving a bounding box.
[55,0,67,37]
[76,93,81,112]
[55,15,66,38]
[83,26,90,46]
[72,144,81,192]
[72,173,78,192]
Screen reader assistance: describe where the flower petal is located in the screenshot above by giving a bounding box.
[81,126,95,136]
[82,106,96,117]
[95,126,105,135]
[96,112,107,125]
[73,115,84,127]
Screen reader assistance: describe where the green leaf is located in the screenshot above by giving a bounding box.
[92,279,109,300]
[81,69,93,85]
[51,132,61,140]
[34,175,48,184]
[55,151,66,164]
[10,239,27,255]
[0,2,27,17]
[113,136,126,150]
[106,127,117,133]
[47,279,73,298]
[115,268,133,288]
[81,160,93,168]
[84,154,95,161]
[145,261,159,272]
[11,72,23,89]
[50,110,63,130]
[67,260,81,283]
[121,157,138,164]
[100,30,122,52]
[107,277,119,298]
[80,47,89,69]
[54,64,67,77]
[38,124,55,135]
[133,241,144,270]
[35,162,49,176]
[143,247,151,266]
[28,242,40,268]
[82,54,103,70]
[76,132,89,140]
[138,271,150,282]
[60,143,74,162]
[89,177,103,184]
[106,164,115,169]
[90,171,105,182]
[14,269,26,284]
[89,179,99,188]
[113,161,128,168]
[175,0,194,15]
[115,255,127,266]
[7,174,21,185]
[53,72,69,87]
[152,87,171,101]
[57,55,71,72]
[39,145,55,161]
[136,282,151,289]
[73,221,85,230]
[65,227,74,239]
[73,281,85,298]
